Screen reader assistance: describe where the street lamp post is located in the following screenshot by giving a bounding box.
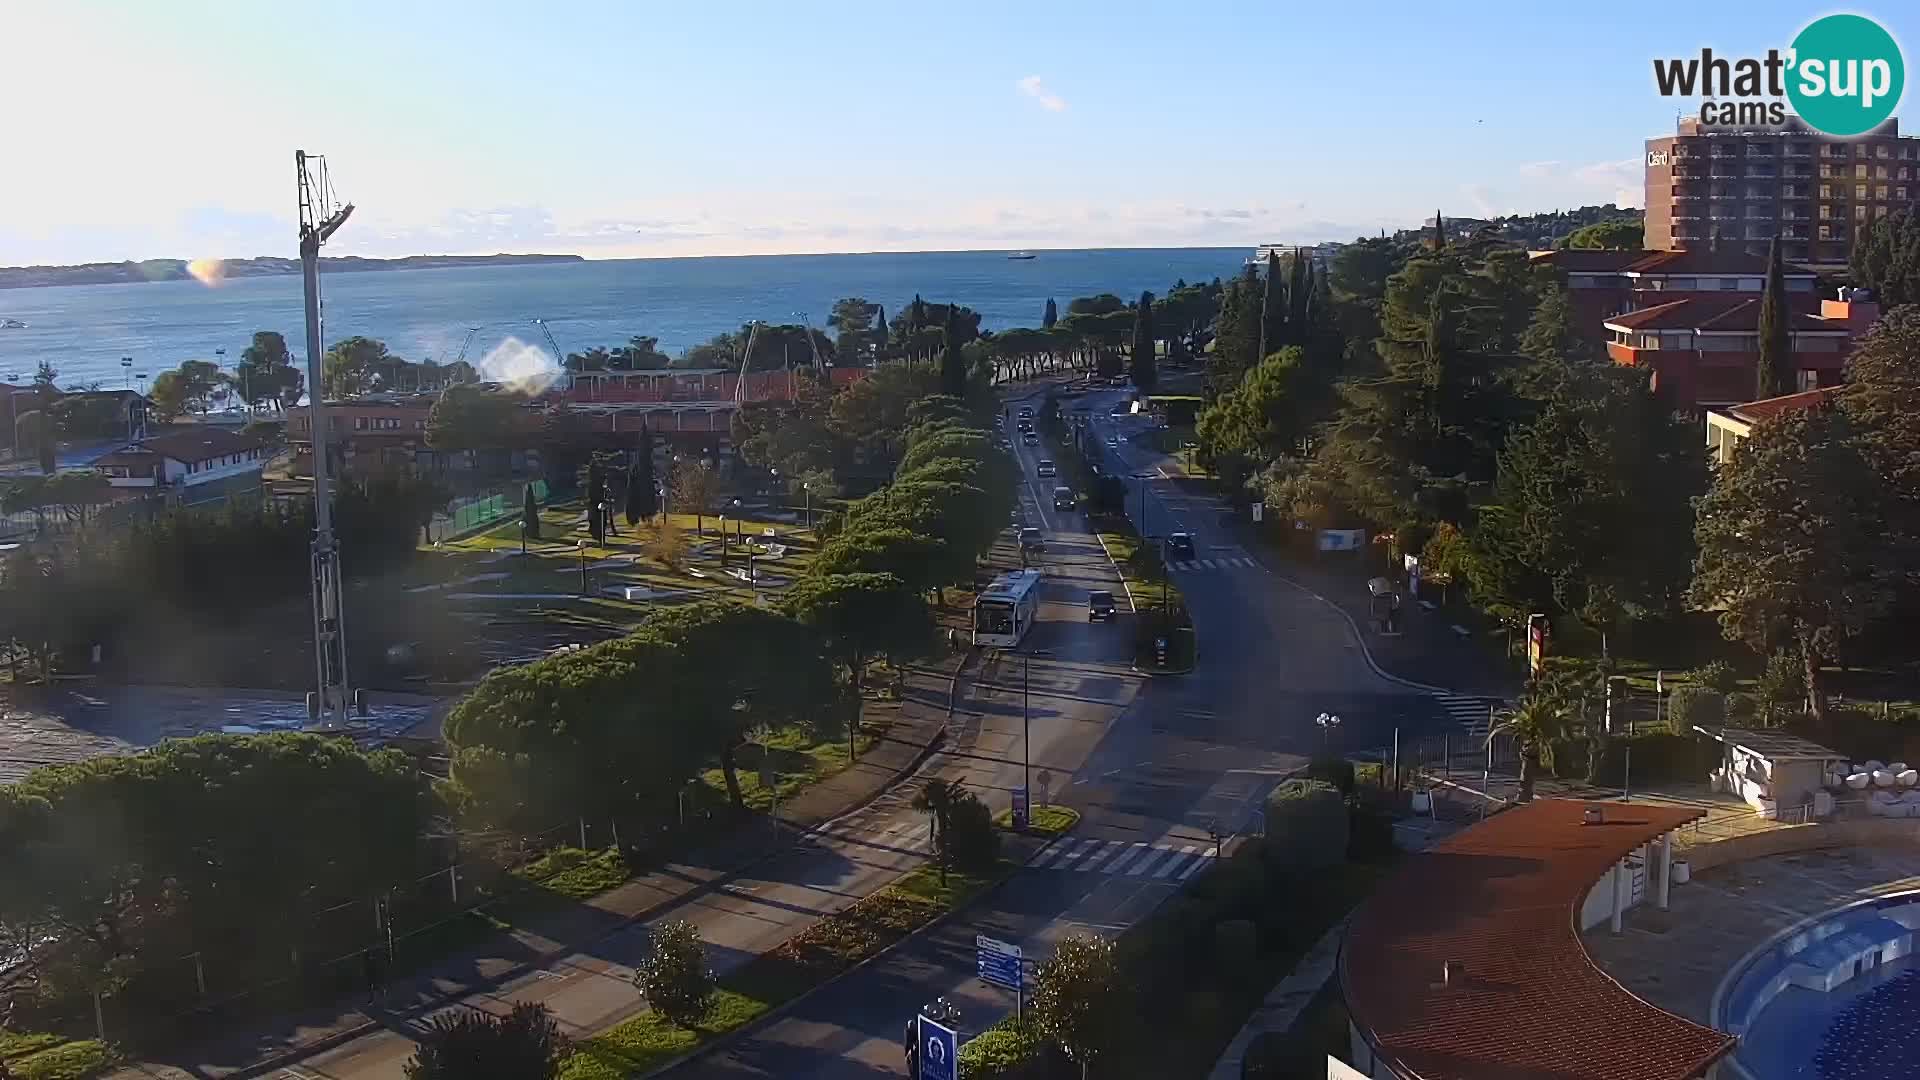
[576,539,589,596]
[1021,648,1055,831]
[120,356,132,391]
[1315,711,1343,751]
[3,372,19,461]
[717,512,728,568]
[802,482,812,532]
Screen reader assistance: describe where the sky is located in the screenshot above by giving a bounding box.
[2,0,1915,264]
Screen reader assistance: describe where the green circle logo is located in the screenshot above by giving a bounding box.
[1787,14,1904,136]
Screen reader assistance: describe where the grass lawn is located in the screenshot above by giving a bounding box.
[515,845,633,900]
[696,723,882,812]
[0,1032,119,1080]
[558,858,1009,1077]
[993,804,1080,836]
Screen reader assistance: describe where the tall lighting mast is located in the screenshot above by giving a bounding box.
[296,150,356,730]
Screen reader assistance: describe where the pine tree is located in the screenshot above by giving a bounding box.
[1130,291,1158,394]
[1043,297,1058,329]
[1259,250,1286,359]
[1287,248,1310,343]
[1211,264,1263,392]
[1756,238,1795,400]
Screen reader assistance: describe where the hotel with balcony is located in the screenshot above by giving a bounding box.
[1646,114,1920,273]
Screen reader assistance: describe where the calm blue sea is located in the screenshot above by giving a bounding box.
[0,248,1245,389]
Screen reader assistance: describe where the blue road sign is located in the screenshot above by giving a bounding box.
[918,1014,957,1080]
[1011,787,1029,831]
[976,934,1023,992]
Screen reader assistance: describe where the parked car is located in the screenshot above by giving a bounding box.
[1164,531,1196,561]
[1088,589,1116,620]
[1036,459,1056,478]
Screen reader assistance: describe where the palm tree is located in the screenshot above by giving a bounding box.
[1488,695,1573,803]
[912,778,962,885]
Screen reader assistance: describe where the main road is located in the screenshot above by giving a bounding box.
[672,378,1465,1078]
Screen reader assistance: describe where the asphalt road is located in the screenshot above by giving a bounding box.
[673,379,1462,1079]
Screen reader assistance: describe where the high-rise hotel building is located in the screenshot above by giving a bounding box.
[1645,114,1918,272]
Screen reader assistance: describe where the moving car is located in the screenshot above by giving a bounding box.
[1022,431,1039,445]
[1052,485,1074,511]
[1087,589,1116,620]
[1036,459,1056,478]
[1019,405,1034,419]
[1165,531,1196,561]
[1105,435,1119,448]
[1019,526,1044,554]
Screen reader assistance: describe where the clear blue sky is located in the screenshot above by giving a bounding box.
[2,1,1914,263]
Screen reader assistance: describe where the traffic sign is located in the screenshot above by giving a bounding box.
[917,1013,957,1080]
[976,933,1023,992]
[1011,787,1029,831]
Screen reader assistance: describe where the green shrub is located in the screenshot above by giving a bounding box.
[1689,660,1739,695]
[956,1017,1051,1080]
[1263,779,1348,871]
[1592,732,1710,787]
[1307,756,1356,796]
[1756,649,1805,723]
[1667,685,1725,733]
[1214,919,1260,988]
[944,791,1001,872]
[1347,804,1396,859]
[632,919,714,1028]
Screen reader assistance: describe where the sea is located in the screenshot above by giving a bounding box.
[0,247,1247,389]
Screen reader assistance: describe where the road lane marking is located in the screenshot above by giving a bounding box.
[1030,838,1080,869]
[1127,847,1180,877]
[1077,842,1122,872]
[1056,837,1104,867]
[1178,850,1217,880]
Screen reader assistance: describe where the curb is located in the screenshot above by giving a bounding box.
[643,831,1069,1078]
[160,654,980,1080]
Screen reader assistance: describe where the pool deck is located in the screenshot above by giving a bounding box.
[1584,846,1920,1027]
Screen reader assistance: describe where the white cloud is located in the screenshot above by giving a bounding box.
[1518,160,1562,180]
[1513,158,1644,209]
[1016,75,1067,113]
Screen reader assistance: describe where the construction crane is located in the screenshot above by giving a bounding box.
[296,150,357,731]
[733,321,763,406]
[455,326,480,368]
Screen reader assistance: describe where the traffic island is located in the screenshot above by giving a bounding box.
[993,803,1081,836]
[568,854,1029,1079]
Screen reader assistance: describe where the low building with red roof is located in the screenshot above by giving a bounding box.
[1704,385,1844,466]
[1339,798,1735,1080]
[92,426,269,505]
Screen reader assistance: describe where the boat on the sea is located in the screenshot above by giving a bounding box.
[1006,251,1036,261]
[0,318,26,329]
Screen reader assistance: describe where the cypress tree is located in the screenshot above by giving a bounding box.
[1431,209,1446,252]
[522,483,541,541]
[585,459,606,545]
[872,304,887,361]
[1043,297,1058,329]
[1756,237,1795,400]
[1287,248,1310,343]
[1259,250,1286,359]
[940,305,968,397]
[1131,291,1158,394]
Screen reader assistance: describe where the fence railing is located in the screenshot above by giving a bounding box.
[431,479,548,540]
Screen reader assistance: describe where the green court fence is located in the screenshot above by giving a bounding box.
[437,480,547,538]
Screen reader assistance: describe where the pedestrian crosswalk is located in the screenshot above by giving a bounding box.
[1026,837,1217,881]
[1436,694,1504,738]
[1167,556,1259,574]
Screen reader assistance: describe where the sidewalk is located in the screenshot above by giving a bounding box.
[105,651,972,1080]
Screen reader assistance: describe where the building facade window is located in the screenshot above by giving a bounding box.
[1856,184,1869,198]
[1856,163,1869,178]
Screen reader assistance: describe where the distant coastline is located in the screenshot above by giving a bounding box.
[0,253,584,291]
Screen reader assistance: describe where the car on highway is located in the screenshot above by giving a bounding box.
[1105,435,1119,448]
[1019,405,1034,418]
[1164,531,1196,561]
[1088,589,1116,620]
[1022,431,1039,445]
[1052,485,1074,510]
[1019,526,1044,554]
[1036,459,1056,477]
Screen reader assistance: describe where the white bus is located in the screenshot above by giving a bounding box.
[972,569,1043,648]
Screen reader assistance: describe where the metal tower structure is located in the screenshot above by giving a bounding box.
[296,150,356,730]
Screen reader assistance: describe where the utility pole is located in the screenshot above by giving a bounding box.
[297,150,356,731]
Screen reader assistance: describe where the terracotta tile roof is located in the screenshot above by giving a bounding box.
[1342,798,1733,1080]
[1533,250,1658,273]
[1604,296,1848,333]
[1724,385,1842,425]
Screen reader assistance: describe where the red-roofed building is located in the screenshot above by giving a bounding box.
[1340,798,1733,1080]
[1704,385,1844,465]
[1603,293,1877,409]
[1531,248,1822,346]
[92,426,269,505]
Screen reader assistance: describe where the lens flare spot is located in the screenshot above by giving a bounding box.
[476,336,562,395]
[187,258,227,287]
